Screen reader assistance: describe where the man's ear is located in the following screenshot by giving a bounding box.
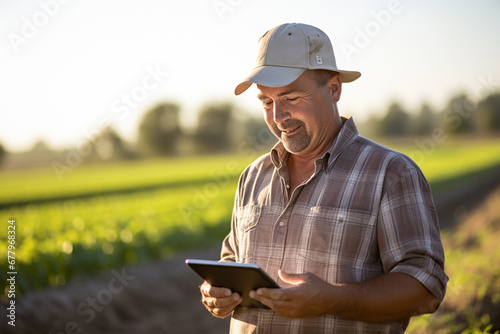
[327,74,342,103]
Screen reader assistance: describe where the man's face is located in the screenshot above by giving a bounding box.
[257,71,341,157]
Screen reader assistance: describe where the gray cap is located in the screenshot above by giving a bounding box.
[235,23,361,95]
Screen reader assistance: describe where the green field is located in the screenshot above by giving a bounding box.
[1,138,500,332]
[0,153,258,294]
[0,154,256,205]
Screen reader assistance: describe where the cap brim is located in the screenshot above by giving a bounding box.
[337,70,361,83]
[234,66,306,95]
[234,66,362,95]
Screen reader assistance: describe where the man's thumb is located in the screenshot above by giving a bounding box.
[278,269,306,286]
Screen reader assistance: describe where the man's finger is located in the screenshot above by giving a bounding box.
[201,282,232,298]
[206,292,240,306]
[249,290,275,309]
[254,287,290,301]
[278,269,306,286]
[211,294,242,318]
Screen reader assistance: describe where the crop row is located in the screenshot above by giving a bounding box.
[0,181,237,296]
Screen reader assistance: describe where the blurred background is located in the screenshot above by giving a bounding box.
[1,0,499,333]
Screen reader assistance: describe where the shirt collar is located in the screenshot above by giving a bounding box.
[270,116,359,171]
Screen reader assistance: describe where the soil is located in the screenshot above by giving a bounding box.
[1,168,500,334]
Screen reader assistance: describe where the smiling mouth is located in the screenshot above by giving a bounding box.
[281,125,301,135]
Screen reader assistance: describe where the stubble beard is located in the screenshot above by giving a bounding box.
[277,120,311,154]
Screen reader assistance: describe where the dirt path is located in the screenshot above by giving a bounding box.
[2,168,500,334]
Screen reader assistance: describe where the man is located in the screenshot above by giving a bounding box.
[200,23,448,333]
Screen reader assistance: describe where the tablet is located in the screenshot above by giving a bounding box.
[185,259,280,308]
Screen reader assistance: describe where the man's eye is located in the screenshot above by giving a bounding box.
[264,100,273,106]
[286,97,298,102]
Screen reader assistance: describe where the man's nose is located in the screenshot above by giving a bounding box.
[273,100,290,124]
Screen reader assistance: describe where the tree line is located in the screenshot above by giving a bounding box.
[0,91,499,167]
[363,92,500,138]
[0,101,274,167]
[82,90,500,163]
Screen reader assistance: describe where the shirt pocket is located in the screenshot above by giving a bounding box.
[297,206,375,282]
[236,205,262,263]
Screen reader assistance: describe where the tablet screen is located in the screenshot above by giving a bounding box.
[185,259,280,308]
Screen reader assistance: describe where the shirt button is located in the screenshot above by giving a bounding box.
[286,184,290,189]
[279,221,285,227]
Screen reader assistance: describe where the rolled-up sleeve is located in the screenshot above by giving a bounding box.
[378,165,448,303]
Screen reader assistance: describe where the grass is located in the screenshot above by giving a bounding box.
[0,154,255,206]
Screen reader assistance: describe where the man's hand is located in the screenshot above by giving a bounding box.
[250,270,439,322]
[249,270,335,318]
[200,281,243,318]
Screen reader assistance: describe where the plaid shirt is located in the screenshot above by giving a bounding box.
[221,117,448,333]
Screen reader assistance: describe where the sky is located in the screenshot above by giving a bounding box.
[1,0,499,152]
